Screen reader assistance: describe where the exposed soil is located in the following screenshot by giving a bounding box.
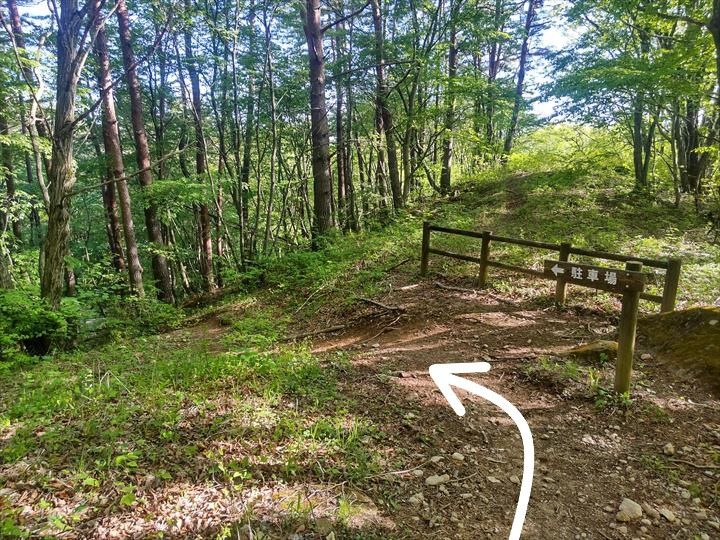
[293,269,720,539]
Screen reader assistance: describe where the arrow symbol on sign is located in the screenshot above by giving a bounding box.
[551,264,565,277]
[429,362,534,540]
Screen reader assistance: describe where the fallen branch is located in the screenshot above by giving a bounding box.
[385,257,412,272]
[434,281,518,306]
[669,458,720,470]
[363,315,403,343]
[294,283,328,314]
[434,281,477,294]
[355,297,405,312]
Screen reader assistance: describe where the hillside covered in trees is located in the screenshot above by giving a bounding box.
[1,0,720,538]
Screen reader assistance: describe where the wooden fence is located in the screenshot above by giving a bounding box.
[420,222,682,312]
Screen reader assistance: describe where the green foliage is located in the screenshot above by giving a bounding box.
[508,124,628,175]
[593,387,633,410]
[225,307,286,349]
[0,289,82,364]
[100,296,185,337]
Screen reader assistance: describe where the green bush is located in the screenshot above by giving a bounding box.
[0,289,81,362]
[102,296,185,336]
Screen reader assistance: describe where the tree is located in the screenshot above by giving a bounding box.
[503,0,542,157]
[301,0,335,241]
[94,7,144,294]
[41,0,100,308]
[116,0,175,301]
[370,0,402,209]
[440,0,461,194]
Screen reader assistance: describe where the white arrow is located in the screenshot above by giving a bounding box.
[551,264,565,277]
[429,362,534,540]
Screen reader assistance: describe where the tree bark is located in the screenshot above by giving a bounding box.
[302,0,334,243]
[116,0,175,302]
[91,125,125,272]
[440,0,460,194]
[370,0,403,210]
[41,0,95,308]
[503,0,539,157]
[183,1,215,290]
[94,16,144,295]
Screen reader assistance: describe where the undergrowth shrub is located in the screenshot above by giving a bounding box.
[101,296,185,337]
[0,289,83,363]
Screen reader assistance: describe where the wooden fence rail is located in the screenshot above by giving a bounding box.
[420,221,682,312]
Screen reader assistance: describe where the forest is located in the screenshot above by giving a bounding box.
[1,0,720,538]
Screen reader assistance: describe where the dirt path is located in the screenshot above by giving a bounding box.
[305,271,720,539]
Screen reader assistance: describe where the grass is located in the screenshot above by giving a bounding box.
[0,326,380,536]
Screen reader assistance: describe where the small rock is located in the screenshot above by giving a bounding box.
[425,474,450,486]
[616,498,643,522]
[509,475,520,485]
[486,476,501,484]
[695,510,708,520]
[451,452,465,461]
[143,474,160,490]
[709,320,718,326]
[663,443,675,456]
[408,492,424,505]
[326,533,335,540]
[640,353,653,361]
[412,469,424,477]
[371,343,380,348]
[617,525,627,534]
[641,503,660,519]
[430,456,443,463]
[658,507,676,522]
[640,519,651,526]
[460,493,472,499]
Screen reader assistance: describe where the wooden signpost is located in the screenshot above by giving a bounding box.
[544,259,646,394]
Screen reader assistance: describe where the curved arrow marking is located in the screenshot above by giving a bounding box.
[429,362,534,540]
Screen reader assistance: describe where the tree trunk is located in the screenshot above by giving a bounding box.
[333,32,347,230]
[94,17,144,295]
[440,1,460,194]
[116,0,175,302]
[91,125,125,272]
[370,0,403,210]
[503,0,539,157]
[183,7,215,291]
[238,1,256,260]
[0,114,20,242]
[302,0,334,243]
[41,0,90,308]
[6,0,49,213]
[262,9,278,254]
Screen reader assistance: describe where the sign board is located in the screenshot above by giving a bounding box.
[543,260,646,294]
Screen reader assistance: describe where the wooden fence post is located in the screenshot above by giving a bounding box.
[614,260,643,394]
[661,258,682,313]
[478,231,492,287]
[554,242,571,305]
[420,221,431,276]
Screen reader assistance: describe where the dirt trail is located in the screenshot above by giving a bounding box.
[305,271,720,539]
